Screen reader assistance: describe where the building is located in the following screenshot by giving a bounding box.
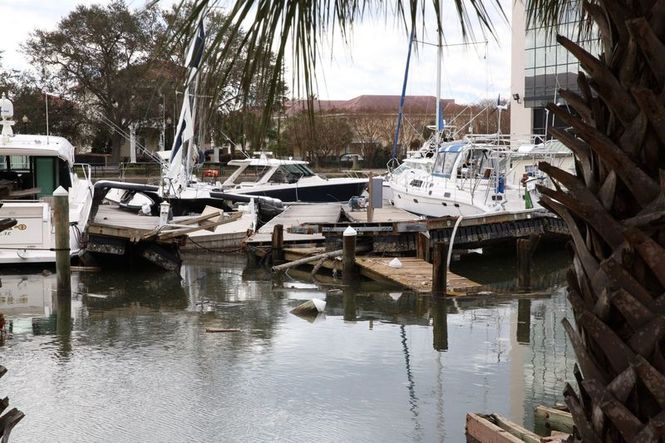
[510,1,599,136]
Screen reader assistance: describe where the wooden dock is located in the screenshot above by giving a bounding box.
[343,205,420,223]
[246,203,342,246]
[281,247,482,295]
[355,257,482,295]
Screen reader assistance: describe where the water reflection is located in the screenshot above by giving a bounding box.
[0,250,575,442]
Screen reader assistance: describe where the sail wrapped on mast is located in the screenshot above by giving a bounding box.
[163,9,206,197]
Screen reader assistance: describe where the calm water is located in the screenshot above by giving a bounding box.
[0,249,575,442]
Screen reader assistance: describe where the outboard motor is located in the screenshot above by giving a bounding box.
[348,196,367,211]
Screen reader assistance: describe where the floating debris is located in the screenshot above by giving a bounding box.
[205,328,241,333]
[290,298,326,316]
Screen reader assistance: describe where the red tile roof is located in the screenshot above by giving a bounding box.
[284,95,455,116]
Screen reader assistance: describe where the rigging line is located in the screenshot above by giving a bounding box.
[412,39,489,48]
[97,114,163,165]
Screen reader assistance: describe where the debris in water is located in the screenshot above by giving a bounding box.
[290,298,326,316]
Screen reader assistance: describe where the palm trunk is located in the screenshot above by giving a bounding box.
[538,2,665,441]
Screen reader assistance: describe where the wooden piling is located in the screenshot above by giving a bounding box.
[54,187,72,334]
[271,224,284,264]
[342,226,358,283]
[53,187,71,299]
[416,232,430,261]
[431,242,447,296]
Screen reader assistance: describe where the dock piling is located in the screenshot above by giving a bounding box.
[431,242,448,296]
[53,187,72,333]
[416,232,430,261]
[342,226,358,283]
[271,224,284,264]
[53,187,71,299]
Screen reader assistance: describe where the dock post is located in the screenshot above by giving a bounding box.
[343,226,358,283]
[53,187,71,332]
[431,242,447,296]
[416,232,430,261]
[271,224,284,264]
[517,234,539,290]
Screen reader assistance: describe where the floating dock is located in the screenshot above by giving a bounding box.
[281,247,482,295]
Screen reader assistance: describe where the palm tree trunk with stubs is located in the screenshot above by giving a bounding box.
[536,1,665,441]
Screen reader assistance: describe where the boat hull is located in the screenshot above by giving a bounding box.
[235,180,367,203]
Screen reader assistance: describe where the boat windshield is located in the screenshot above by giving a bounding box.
[234,165,271,183]
[279,164,314,178]
[433,151,459,178]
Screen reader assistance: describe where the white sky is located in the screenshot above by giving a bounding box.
[0,0,512,104]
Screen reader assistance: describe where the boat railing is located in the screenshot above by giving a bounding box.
[74,163,92,183]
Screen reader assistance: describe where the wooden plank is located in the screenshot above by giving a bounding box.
[466,413,525,443]
[156,212,243,241]
[491,414,541,443]
[343,205,419,223]
[8,187,41,198]
[355,256,482,294]
[534,405,574,435]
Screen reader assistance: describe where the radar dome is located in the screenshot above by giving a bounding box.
[0,93,13,120]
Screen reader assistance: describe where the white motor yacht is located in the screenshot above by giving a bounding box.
[220,152,367,202]
[0,95,94,264]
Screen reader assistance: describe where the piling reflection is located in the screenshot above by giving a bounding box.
[431,296,448,351]
[516,299,532,344]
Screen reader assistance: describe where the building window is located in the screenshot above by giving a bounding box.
[523,0,595,108]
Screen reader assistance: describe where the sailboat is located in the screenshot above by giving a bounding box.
[385,15,573,218]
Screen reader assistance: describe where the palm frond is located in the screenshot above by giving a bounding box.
[172,0,507,145]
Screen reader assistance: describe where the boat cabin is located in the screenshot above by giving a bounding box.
[223,155,316,188]
[0,135,76,199]
[432,141,508,182]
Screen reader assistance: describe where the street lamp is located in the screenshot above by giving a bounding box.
[21,115,29,134]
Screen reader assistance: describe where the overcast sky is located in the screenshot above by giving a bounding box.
[0,0,512,104]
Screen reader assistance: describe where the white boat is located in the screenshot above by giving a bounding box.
[0,94,94,264]
[219,152,368,202]
[388,135,573,217]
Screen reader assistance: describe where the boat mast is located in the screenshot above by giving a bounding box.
[435,1,444,144]
[391,27,416,164]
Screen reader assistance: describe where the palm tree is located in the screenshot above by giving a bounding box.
[181,0,665,440]
[527,1,665,440]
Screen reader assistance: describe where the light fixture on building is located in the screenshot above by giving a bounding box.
[512,93,521,103]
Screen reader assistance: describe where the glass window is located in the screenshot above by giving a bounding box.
[525,48,535,69]
[433,153,445,175]
[441,152,459,177]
